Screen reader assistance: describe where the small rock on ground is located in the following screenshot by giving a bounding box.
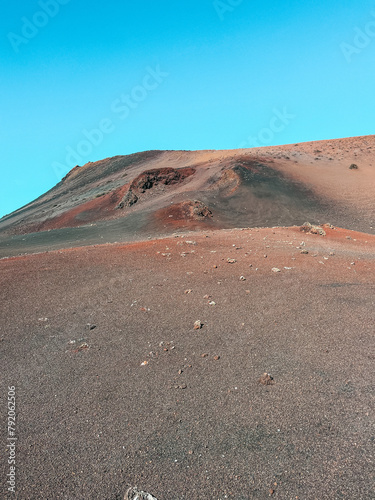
[259,373,274,385]
[124,487,158,500]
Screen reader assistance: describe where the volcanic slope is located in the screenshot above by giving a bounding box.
[0,135,374,257]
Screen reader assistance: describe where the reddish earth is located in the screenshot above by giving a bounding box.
[152,201,214,232]
[0,137,374,499]
[27,184,129,232]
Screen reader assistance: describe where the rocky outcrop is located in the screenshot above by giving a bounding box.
[171,200,213,220]
[116,166,195,209]
[300,222,326,236]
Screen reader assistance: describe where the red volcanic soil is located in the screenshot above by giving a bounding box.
[152,200,215,232]
[1,226,374,499]
[30,184,129,232]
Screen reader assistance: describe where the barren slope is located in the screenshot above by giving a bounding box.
[0,136,374,258]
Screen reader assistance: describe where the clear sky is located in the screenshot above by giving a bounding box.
[1,0,374,218]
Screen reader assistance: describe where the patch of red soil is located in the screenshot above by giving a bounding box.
[31,184,129,231]
[152,200,215,231]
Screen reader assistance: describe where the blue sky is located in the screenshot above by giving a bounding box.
[1,0,374,217]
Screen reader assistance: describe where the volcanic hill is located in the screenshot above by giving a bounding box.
[0,135,374,257]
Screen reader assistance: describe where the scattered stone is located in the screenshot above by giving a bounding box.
[349,163,358,169]
[178,369,183,375]
[213,355,220,360]
[194,320,203,330]
[264,254,267,258]
[240,276,246,281]
[201,353,209,358]
[140,361,149,366]
[203,294,211,299]
[175,384,187,390]
[72,342,89,353]
[227,258,237,264]
[300,249,309,254]
[346,236,352,240]
[213,265,218,268]
[329,251,335,256]
[86,323,96,330]
[185,289,193,294]
[259,373,274,385]
[158,341,174,352]
[272,268,281,273]
[208,301,216,306]
[124,487,158,500]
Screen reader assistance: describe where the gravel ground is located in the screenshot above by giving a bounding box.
[1,226,374,499]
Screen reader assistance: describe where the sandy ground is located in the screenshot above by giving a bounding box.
[1,226,374,499]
